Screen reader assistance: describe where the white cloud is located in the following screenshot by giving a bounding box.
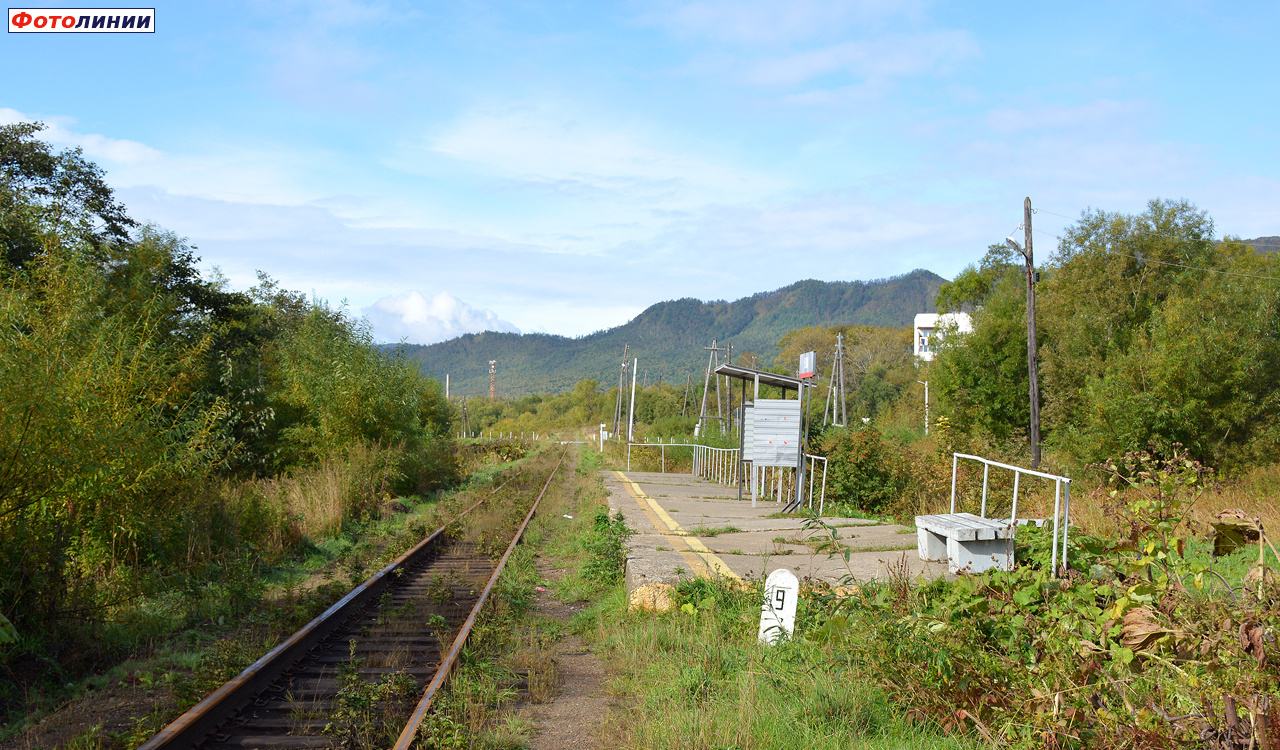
[424,105,782,207]
[0,107,326,206]
[984,100,1148,135]
[364,291,520,345]
[747,31,979,86]
[644,0,923,45]
[638,190,991,282]
[0,108,161,164]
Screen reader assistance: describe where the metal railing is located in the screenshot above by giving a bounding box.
[627,441,704,473]
[625,442,827,513]
[806,454,829,515]
[693,445,740,485]
[950,453,1072,575]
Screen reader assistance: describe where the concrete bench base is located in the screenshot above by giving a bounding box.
[915,513,1045,574]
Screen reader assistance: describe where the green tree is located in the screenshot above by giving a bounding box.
[274,304,451,464]
[1056,245,1280,467]
[933,198,1280,469]
[0,122,134,268]
[935,243,1020,312]
[932,272,1034,442]
[0,244,227,632]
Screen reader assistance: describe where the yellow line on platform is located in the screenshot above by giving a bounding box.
[614,471,742,582]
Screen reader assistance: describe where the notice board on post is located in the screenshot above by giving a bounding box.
[752,398,802,467]
[742,402,755,462]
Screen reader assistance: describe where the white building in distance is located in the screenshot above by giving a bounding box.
[914,312,973,362]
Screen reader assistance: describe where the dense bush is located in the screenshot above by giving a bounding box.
[0,124,455,663]
[934,199,1280,471]
[801,450,1278,748]
[821,427,913,514]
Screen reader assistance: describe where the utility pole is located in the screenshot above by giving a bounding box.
[627,357,638,442]
[697,339,726,436]
[681,374,691,417]
[1006,197,1042,469]
[824,332,847,427]
[723,342,732,435]
[488,360,497,399]
[612,344,629,438]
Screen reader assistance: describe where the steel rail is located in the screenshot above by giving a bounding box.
[393,447,567,748]
[138,462,536,750]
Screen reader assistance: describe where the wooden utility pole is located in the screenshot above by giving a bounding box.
[823,332,847,427]
[627,357,638,441]
[612,344,629,437]
[724,342,733,434]
[697,340,727,435]
[680,374,691,417]
[1007,197,1042,469]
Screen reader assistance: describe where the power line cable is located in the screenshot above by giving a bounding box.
[1035,208,1076,221]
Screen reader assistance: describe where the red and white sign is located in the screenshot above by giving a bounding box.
[798,350,816,379]
[8,8,154,32]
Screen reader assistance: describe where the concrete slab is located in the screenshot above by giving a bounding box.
[603,470,949,590]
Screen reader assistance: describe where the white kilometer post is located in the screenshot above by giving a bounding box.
[758,568,799,645]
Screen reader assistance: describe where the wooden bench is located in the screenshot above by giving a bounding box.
[915,513,1046,573]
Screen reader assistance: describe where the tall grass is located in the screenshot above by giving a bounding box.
[267,461,348,540]
[586,581,978,750]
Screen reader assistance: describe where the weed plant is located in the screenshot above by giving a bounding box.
[800,449,1280,748]
[414,452,584,750]
[581,507,632,586]
[324,641,418,750]
[586,580,977,750]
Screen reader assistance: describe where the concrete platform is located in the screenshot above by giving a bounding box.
[603,470,949,590]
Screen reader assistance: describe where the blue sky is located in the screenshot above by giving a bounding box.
[4,1,1277,342]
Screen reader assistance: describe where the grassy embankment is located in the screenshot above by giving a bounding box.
[593,447,1280,748]
[419,446,980,750]
[39,439,1275,749]
[472,442,1280,749]
[1,440,534,749]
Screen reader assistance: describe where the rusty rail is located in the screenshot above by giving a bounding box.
[138,453,560,750]
[393,447,565,748]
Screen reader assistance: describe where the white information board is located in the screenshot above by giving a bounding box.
[758,568,799,644]
[752,398,802,467]
[799,351,816,379]
[742,402,754,462]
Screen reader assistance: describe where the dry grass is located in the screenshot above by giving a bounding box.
[506,633,561,704]
[268,460,348,539]
[940,461,1280,541]
[213,442,407,541]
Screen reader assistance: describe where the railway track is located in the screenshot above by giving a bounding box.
[139,448,568,750]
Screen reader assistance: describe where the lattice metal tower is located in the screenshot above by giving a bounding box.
[488,360,497,399]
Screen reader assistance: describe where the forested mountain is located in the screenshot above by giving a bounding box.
[1244,236,1280,254]
[396,271,945,396]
